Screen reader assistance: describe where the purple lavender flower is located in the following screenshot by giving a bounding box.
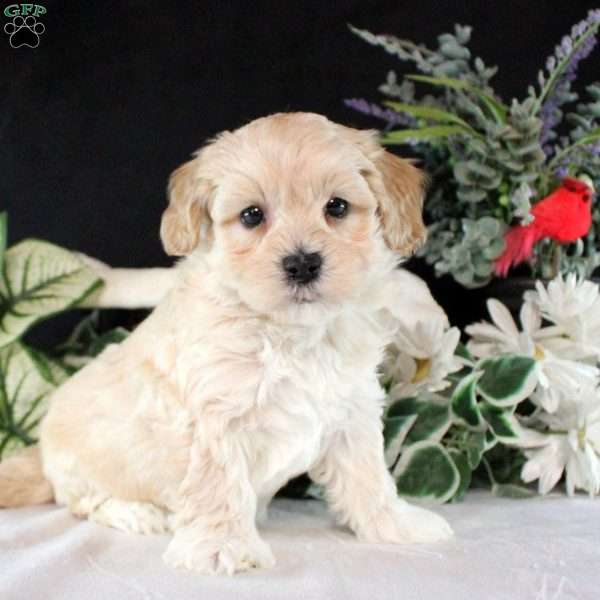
[343,98,416,130]
[555,165,569,179]
[554,140,600,178]
[539,10,600,153]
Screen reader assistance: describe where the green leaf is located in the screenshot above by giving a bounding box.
[450,371,484,429]
[476,355,537,407]
[394,441,460,503]
[480,402,519,440]
[0,342,63,459]
[407,74,508,122]
[0,239,102,348]
[382,125,473,145]
[383,101,473,129]
[387,396,451,444]
[383,414,418,468]
[454,342,474,363]
[449,450,471,502]
[24,346,71,386]
[0,213,6,275]
[86,327,129,357]
[484,429,497,451]
[491,483,537,499]
[464,431,487,469]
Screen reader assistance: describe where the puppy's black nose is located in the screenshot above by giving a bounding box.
[282,251,322,285]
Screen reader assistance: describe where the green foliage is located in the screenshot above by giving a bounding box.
[393,440,460,503]
[0,239,102,349]
[0,343,70,458]
[384,353,537,503]
[0,215,120,458]
[350,15,600,287]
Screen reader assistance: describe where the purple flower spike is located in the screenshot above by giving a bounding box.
[539,9,600,154]
[343,98,415,129]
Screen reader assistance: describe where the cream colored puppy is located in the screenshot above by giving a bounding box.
[0,112,452,575]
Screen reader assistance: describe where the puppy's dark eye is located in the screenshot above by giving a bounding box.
[325,197,349,219]
[240,206,264,228]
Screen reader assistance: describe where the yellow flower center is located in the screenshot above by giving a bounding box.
[534,345,545,361]
[412,358,432,383]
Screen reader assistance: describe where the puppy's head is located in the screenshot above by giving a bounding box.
[161,113,426,314]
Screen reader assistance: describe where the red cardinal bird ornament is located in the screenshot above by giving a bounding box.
[494,177,595,277]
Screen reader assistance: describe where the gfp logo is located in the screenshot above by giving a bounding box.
[3,4,46,48]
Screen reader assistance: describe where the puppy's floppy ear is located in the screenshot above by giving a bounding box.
[160,156,213,256]
[373,151,427,255]
[336,124,426,255]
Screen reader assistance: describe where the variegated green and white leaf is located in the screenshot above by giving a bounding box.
[0,239,102,348]
[491,483,537,499]
[383,413,418,468]
[449,449,471,502]
[0,342,67,458]
[386,395,451,444]
[476,355,537,407]
[394,440,460,504]
[464,430,487,469]
[450,371,484,429]
[479,402,520,441]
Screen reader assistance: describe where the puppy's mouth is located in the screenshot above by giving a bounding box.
[289,285,320,304]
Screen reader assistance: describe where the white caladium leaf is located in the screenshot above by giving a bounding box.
[476,355,537,407]
[0,342,68,458]
[393,440,460,503]
[0,239,102,348]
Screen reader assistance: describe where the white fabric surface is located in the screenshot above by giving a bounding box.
[1,492,599,600]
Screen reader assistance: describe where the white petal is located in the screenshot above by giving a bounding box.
[487,298,520,337]
[520,301,541,335]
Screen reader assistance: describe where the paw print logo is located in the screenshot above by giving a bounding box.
[4,15,45,48]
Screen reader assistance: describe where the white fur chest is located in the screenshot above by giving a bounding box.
[190,306,389,497]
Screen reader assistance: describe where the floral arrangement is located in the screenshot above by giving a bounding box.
[347,10,600,288]
[382,274,600,502]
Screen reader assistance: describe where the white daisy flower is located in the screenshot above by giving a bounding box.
[383,320,462,399]
[466,298,599,412]
[520,385,600,496]
[525,274,600,361]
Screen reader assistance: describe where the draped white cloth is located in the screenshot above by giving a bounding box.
[1,492,597,600]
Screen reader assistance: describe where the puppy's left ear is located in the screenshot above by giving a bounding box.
[373,151,427,255]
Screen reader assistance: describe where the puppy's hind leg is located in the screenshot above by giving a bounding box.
[89,498,171,535]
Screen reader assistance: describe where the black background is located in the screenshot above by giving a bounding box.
[2,1,599,335]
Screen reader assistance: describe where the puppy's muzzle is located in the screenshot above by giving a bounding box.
[282,250,322,285]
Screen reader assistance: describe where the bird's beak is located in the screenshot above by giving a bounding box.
[578,174,596,194]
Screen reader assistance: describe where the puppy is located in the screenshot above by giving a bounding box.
[0,112,452,575]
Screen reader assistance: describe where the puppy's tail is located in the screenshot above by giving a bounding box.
[0,445,54,508]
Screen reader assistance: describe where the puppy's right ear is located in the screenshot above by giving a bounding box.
[160,157,213,256]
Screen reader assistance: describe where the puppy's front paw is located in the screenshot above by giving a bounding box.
[359,502,453,544]
[163,531,275,575]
